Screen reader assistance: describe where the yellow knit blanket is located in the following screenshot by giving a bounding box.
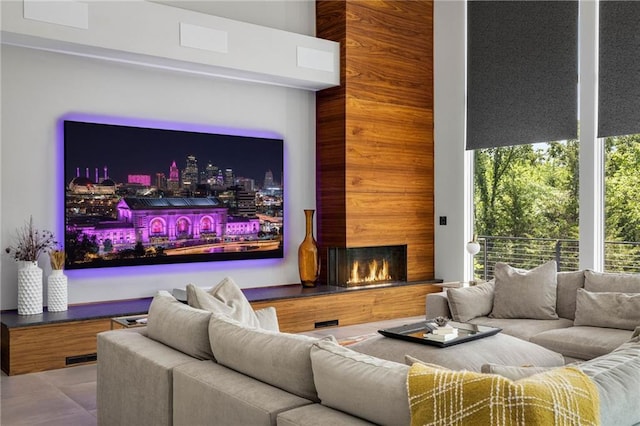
[407,363,600,426]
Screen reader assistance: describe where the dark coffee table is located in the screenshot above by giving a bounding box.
[379,320,501,348]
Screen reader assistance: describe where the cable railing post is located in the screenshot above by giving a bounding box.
[555,240,561,271]
[482,237,488,281]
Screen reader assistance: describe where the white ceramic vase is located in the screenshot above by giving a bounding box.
[17,261,43,315]
[47,270,68,312]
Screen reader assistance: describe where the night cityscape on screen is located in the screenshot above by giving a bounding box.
[63,120,284,269]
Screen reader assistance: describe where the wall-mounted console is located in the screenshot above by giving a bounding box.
[1,281,439,375]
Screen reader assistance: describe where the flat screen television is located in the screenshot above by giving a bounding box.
[62,116,284,270]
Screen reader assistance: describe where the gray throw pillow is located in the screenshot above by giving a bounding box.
[584,270,640,293]
[555,270,585,320]
[146,290,214,360]
[490,260,559,320]
[573,288,640,331]
[446,281,495,322]
[208,313,324,402]
[480,363,554,381]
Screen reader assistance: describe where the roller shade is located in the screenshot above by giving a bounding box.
[598,0,640,138]
[467,1,578,150]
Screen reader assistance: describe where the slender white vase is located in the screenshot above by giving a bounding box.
[17,261,43,315]
[47,270,68,312]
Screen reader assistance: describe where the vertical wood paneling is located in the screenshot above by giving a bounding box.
[316,0,434,282]
[4,319,111,375]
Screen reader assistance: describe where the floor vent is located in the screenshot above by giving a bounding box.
[315,319,339,328]
[66,353,97,365]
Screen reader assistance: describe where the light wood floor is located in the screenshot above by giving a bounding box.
[0,315,424,426]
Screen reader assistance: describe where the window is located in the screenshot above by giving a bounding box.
[473,141,580,279]
[604,133,640,273]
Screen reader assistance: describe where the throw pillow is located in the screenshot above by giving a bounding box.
[146,290,214,360]
[490,260,559,320]
[407,362,600,426]
[311,339,410,426]
[573,288,640,331]
[584,270,640,293]
[480,363,554,381]
[447,281,495,322]
[555,270,585,320]
[254,306,280,332]
[186,277,261,328]
[208,313,325,402]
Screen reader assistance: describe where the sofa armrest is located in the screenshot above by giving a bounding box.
[578,338,640,426]
[97,329,198,426]
[426,292,451,319]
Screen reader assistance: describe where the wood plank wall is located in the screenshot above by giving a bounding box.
[316,0,435,282]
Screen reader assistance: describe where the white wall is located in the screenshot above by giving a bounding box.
[434,0,468,283]
[0,1,318,309]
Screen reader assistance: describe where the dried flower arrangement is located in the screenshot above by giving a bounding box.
[50,250,66,270]
[4,216,58,262]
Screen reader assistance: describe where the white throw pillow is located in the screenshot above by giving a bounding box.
[186,277,261,328]
[490,260,559,320]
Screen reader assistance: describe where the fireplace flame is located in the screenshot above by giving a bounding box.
[348,259,392,284]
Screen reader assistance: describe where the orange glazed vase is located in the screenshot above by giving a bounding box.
[298,209,320,287]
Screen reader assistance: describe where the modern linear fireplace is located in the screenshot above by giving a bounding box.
[327,245,407,287]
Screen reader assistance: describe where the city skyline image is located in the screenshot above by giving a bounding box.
[63,119,284,269]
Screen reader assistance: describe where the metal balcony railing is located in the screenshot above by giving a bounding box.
[474,236,640,280]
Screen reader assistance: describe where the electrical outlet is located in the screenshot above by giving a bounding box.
[439,216,447,226]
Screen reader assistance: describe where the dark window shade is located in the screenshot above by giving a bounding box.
[598,0,640,138]
[467,1,578,150]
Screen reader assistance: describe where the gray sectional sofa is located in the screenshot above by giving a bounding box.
[426,265,640,362]
[97,272,640,426]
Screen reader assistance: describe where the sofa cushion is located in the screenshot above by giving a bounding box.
[277,403,376,426]
[577,337,640,426]
[556,270,585,320]
[310,339,410,426]
[173,360,313,426]
[584,270,640,293]
[490,260,559,320]
[208,313,323,402]
[468,316,573,341]
[530,325,633,360]
[146,290,214,360]
[446,281,495,322]
[186,277,262,328]
[574,288,640,330]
